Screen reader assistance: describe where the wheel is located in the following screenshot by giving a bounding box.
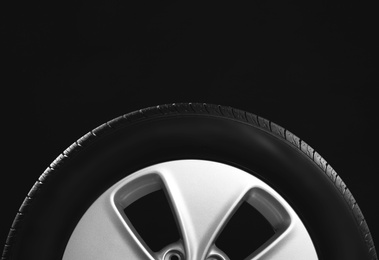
[2,103,377,260]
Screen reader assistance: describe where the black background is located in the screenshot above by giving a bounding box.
[2,0,378,253]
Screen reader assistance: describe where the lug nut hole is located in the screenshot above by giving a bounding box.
[170,254,180,260]
[165,250,183,260]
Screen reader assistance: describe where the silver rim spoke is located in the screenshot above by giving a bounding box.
[250,216,317,260]
[158,160,255,260]
[62,181,154,260]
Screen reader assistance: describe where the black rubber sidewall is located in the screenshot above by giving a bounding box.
[12,115,368,259]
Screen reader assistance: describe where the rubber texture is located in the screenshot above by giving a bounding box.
[2,103,377,260]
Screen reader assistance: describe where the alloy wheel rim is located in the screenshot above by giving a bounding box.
[63,160,318,260]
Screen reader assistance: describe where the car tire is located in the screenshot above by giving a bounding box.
[2,103,377,260]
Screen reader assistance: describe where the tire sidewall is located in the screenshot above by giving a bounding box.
[12,114,368,260]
